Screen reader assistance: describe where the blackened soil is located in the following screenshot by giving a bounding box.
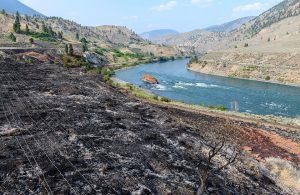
[0,57,286,194]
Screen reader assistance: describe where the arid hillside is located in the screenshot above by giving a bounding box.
[189,12,300,85]
[187,0,300,85]
[0,12,181,59]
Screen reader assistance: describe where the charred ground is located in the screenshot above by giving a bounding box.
[0,51,299,194]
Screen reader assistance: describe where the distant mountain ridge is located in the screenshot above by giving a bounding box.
[0,0,43,16]
[205,16,255,32]
[140,29,179,41]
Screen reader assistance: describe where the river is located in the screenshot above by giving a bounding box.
[115,59,300,118]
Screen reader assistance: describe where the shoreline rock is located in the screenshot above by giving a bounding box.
[142,74,159,84]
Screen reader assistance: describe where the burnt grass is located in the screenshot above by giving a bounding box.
[0,53,285,194]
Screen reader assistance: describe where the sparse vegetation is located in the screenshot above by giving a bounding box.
[188,56,199,65]
[208,105,226,111]
[101,67,114,82]
[25,24,29,33]
[82,42,88,52]
[161,97,171,102]
[29,38,34,44]
[65,44,74,56]
[265,76,271,80]
[8,33,16,42]
[196,137,239,194]
[13,12,21,33]
[60,54,90,68]
[244,43,249,47]
[259,158,300,194]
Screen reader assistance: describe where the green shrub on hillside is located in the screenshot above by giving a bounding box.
[161,97,171,103]
[61,54,90,68]
[208,105,226,111]
[29,38,34,44]
[101,67,115,82]
[265,76,271,80]
[9,33,16,42]
[13,12,21,33]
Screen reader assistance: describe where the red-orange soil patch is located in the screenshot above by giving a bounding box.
[240,127,300,164]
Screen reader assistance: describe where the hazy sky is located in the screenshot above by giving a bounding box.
[19,0,282,33]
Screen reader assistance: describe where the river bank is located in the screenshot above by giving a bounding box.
[187,51,300,87]
[187,65,300,88]
[114,58,300,118]
[111,77,300,129]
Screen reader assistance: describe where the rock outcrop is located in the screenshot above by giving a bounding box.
[142,74,159,84]
[83,52,107,66]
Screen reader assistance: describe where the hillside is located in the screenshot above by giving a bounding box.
[188,0,300,85]
[153,17,255,53]
[205,16,255,32]
[236,0,300,37]
[0,0,43,16]
[154,29,228,53]
[0,12,181,67]
[140,29,179,41]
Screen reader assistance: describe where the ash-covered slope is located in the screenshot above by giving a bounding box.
[0,51,292,194]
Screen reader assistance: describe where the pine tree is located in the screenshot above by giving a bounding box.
[13,12,21,33]
[42,22,48,33]
[29,38,34,44]
[80,37,87,43]
[65,44,69,54]
[1,9,5,15]
[48,26,54,37]
[82,42,88,52]
[25,24,29,33]
[9,33,16,42]
[58,31,63,39]
[68,44,74,56]
[76,33,79,40]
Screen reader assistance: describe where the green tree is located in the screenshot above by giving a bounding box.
[58,31,63,39]
[80,37,87,43]
[25,15,29,21]
[68,44,74,55]
[65,44,69,54]
[13,12,21,33]
[76,33,79,40]
[82,42,88,52]
[48,26,54,37]
[244,43,249,47]
[1,9,5,15]
[42,22,48,33]
[25,24,29,33]
[9,33,16,42]
[29,38,34,44]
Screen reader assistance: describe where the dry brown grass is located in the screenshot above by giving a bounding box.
[259,157,300,194]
